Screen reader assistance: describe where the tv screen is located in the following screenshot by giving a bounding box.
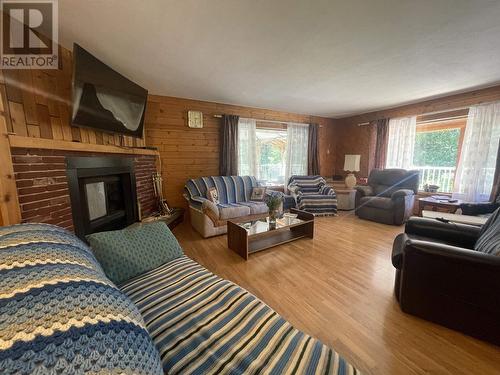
[72,43,148,137]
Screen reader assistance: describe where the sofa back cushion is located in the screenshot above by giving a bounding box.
[475,208,500,255]
[185,175,258,204]
[0,223,163,375]
[369,169,419,197]
[87,221,184,285]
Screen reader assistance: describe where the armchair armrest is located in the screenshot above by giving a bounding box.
[460,202,499,216]
[391,189,414,200]
[405,217,480,249]
[355,185,373,197]
[319,185,335,195]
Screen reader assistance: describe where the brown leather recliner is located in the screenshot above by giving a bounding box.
[392,213,500,345]
[355,169,419,225]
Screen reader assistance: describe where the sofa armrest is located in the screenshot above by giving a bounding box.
[391,189,414,200]
[405,217,481,249]
[355,185,373,197]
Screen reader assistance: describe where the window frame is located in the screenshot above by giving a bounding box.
[413,114,468,193]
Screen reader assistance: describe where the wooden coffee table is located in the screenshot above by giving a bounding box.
[227,208,314,260]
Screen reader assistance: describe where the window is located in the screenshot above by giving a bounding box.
[413,120,465,192]
[385,113,466,193]
[238,119,308,186]
[256,128,287,185]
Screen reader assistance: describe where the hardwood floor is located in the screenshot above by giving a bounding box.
[173,212,500,375]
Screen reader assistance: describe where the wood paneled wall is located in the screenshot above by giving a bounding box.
[145,95,336,209]
[0,44,151,225]
[0,46,144,147]
[334,84,500,177]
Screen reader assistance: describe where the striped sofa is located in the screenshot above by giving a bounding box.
[288,175,338,216]
[0,223,362,375]
[184,176,270,237]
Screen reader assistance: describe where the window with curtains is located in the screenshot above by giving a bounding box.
[385,114,466,193]
[238,119,308,185]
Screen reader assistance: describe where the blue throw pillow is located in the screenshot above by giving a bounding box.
[87,221,184,284]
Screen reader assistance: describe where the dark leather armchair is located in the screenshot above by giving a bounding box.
[392,216,500,345]
[355,169,419,225]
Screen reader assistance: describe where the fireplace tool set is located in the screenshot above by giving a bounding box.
[152,172,173,216]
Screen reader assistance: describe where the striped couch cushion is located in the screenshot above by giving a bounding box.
[185,176,259,208]
[0,223,163,375]
[120,256,360,375]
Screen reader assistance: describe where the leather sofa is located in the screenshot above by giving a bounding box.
[355,169,419,225]
[392,211,500,345]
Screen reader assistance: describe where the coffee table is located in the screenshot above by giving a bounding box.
[227,208,314,260]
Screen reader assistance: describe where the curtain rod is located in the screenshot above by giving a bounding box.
[213,114,317,126]
[356,106,471,126]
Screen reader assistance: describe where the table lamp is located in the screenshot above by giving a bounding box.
[343,154,360,188]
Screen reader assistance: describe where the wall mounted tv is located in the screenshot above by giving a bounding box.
[72,43,148,137]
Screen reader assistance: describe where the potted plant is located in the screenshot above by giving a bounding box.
[265,194,282,228]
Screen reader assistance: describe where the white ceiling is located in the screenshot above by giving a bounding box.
[58,0,500,118]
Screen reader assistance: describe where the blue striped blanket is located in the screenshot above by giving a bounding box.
[120,256,361,374]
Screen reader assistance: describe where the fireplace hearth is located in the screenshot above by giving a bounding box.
[66,156,138,240]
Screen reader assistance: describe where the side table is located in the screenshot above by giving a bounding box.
[417,197,462,216]
[335,188,356,210]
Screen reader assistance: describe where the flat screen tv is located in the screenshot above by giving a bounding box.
[72,43,148,137]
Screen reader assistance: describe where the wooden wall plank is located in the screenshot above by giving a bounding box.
[18,70,38,125]
[9,101,28,136]
[79,127,90,143]
[71,126,81,142]
[36,104,53,139]
[50,116,63,140]
[27,124,41,138]
[3,70,23,103]
[0,84,12,132]
[0,115,21,225]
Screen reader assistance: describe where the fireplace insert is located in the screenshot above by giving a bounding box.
[66,156,138,240]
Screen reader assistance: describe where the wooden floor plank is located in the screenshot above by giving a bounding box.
[173,212,500,375]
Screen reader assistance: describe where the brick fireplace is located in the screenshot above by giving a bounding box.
[12,148,157,232]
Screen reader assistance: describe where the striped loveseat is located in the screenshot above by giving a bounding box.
[288,175,338,216]
[184,176,270,237]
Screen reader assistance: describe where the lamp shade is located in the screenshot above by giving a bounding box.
[343,154,360,172]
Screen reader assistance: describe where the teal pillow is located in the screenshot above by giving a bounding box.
[87,221,184,284]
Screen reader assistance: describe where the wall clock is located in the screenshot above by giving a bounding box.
[187,110,203,128]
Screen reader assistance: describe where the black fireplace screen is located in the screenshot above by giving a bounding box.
[66,156,138,240]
